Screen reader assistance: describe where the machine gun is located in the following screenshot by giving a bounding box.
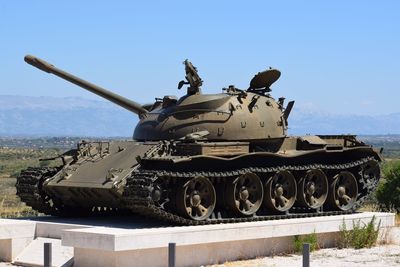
[177,59,203,95]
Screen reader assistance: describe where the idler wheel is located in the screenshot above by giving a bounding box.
[297,169,328,209]
[176,177,216,220]
[327,171,358,211]
[263,170,297,212]
[226,172,263,216]
[362,160,381,185]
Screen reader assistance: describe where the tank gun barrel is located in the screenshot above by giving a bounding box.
[24,55,148,116]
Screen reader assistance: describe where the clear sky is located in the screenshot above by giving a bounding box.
[1,1,399,115]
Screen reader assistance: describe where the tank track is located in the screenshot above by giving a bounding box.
[16,167,62,215]
[16,167,128,217]
[123,157,379,225]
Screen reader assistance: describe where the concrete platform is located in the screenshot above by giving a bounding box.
[0,215,165,266]
[0,212,396,267]
[0,219,36,262]
[13,237,73,267]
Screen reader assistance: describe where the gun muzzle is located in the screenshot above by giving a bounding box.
[24,55,54,73]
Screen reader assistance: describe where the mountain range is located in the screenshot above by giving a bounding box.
[0,95,399,137]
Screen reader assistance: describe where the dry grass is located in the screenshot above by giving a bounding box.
[0,201,37,218]
[359,203,381,212]
[0,147,58,218]
[360,202,400,226]
[0,147,59,178]
[0,176,38,218]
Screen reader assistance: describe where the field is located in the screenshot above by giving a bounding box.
[0,177,37,217]
[0,146,61,217]
[0,136,400,219]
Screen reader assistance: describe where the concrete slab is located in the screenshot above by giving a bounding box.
[0,238,33,263]
[13,237,73,267]
[62,212,395,267]
[0,215,165,262]
[0,219,36,239]
[0,219,36,262]
[63,212,394,251]
[388,227,400,245]
[0,212,396,267]
[21,215,167,229]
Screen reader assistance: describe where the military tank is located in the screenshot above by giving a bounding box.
[16,55,382,225]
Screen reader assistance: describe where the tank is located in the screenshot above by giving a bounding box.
[16,55,383,225]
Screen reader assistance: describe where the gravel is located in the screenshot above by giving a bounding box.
[210,245,400,267]
[2,245,399,267]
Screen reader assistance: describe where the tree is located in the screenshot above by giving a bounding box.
[376,161,400,211]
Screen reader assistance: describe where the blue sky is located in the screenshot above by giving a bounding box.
[1,1,399,115]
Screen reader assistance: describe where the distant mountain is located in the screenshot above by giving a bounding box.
[0,95,399,137]
[0,95,137,137]
[289,108,400,135]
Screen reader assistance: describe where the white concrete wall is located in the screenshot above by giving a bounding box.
[66,212,395,267]
[72,232,350,267]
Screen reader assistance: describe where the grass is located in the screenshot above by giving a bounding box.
[0,176,39,218]
[0,201,38,218]
[293,232,318,252]
[0,148,59,218]
[0,147,60,178]
[338,216,381,249]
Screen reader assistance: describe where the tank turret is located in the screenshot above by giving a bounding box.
[25,55,293,141]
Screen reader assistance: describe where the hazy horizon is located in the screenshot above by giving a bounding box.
[2,95,400,137]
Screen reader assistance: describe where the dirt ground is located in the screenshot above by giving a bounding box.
[1,245,399,267]
[210,244,400,267]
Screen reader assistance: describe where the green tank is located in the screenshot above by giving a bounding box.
[16,55,382,225]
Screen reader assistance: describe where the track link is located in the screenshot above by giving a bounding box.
[16,167,129,217]
[16,167,61,215]
[123,157,379,225]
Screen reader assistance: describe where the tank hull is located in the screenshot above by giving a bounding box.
[16,135,381,224]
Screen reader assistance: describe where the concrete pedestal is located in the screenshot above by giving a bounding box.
[0,212,396,267]
[0,219,36,262]
[63,212,394,267]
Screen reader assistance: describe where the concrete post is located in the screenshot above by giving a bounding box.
[168,243,176,267]
[303,243,310,267]
[44,242,52,267]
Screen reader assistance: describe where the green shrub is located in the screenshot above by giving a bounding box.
[293,231,318,253]
[376,161,400,212]
[338,216,381,249]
